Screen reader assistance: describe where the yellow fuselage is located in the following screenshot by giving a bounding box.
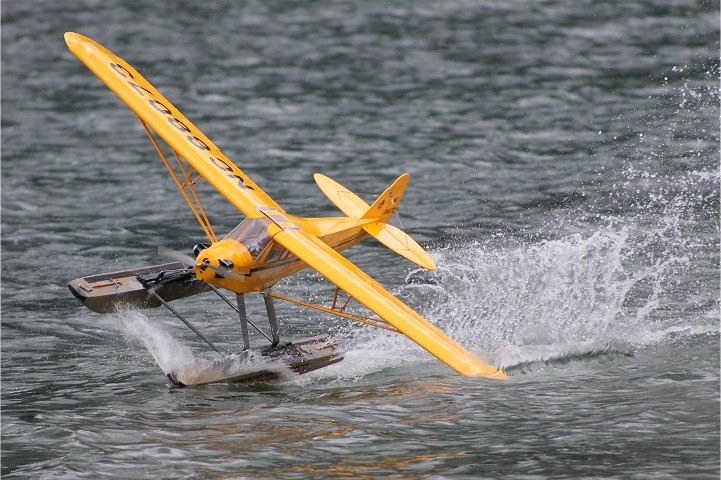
[194,216,372,294]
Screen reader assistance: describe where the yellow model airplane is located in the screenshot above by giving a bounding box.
[65,32,507,384]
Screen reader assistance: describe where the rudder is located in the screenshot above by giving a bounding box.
[361,173,409,224]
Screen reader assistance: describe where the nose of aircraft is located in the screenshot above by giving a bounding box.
[193,239,253,282]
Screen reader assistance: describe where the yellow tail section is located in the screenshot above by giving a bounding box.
[314,173,436,270]
[361,173,409,223]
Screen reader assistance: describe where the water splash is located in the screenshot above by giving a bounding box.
[111,309,195,374]
[291,209,717,382]
[108,206,715,382]
[170,351,294,386]
[111,308,307,385]
[397,210,716,371]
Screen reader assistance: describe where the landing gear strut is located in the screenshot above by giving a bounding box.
[234,293,281,350]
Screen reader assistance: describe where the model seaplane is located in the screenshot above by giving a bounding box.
[65,32,507,385]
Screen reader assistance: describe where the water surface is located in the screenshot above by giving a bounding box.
[2,1,719,478]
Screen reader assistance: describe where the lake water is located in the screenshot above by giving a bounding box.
[2,1,719,478]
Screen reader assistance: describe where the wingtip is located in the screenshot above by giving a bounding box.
[313,173,337,191]
[471,363,509,380]
[64,31,82,44]
[64,32,93,51]
[418,257,437,271]
[413,245,436,271]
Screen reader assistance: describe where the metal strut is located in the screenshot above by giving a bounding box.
[236,294,280,350]
[263,294,280,347]
[236,294,250,351]
[206,284,275,344]
[263,291,400,333]
[148,288,222,355]
[138,118,217,243]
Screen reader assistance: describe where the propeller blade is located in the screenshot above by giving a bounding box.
[158,246,197,267]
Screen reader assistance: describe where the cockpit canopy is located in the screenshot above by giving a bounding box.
[224,217,272,259]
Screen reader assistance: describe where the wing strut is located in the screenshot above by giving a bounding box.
[148,287,223,355]
[263,291,401,333]
[139,118,218,243]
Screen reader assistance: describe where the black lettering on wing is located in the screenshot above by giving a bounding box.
[128,81,153,97]
[227,173,254,190]
[110,63,133,79]
[187,135,211,151]
[149,99,172,115]
[167,117,191,133]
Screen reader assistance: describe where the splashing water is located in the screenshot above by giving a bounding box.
[112,309,304,385]
[290,220,713,381]
[409,220,716,369]
[109,204,716,383]
[170,351,295,386]
[112,309,195,374]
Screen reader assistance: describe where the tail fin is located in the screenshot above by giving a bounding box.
[314,173,436,270]
[361,173,409,223]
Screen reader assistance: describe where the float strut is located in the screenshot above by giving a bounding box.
[236,294,250,351]
[206,284,274,344]
[263,294,280,347]
[149,288,222,355]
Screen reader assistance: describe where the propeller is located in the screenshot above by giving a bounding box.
[158,246,197,267]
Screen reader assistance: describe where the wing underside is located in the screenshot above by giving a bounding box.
[64,32,281,218]
[270,225,507,378]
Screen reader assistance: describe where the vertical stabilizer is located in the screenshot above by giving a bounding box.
[361,173,409,223]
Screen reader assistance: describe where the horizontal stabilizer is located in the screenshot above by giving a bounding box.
[314,173,368,217]
[315,173,436,270]
[364,223,436,271]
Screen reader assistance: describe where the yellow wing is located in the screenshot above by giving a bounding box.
[64,32,281,218]
[268,224,507,378]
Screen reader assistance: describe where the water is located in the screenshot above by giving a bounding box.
[2,1,719,478]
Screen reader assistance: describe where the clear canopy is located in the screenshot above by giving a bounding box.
[224,217,272,259]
